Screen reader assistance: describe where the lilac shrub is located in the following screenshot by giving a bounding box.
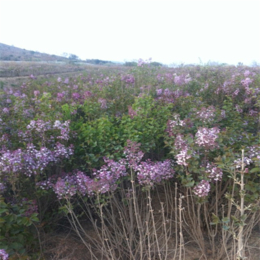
[38,140,175,199]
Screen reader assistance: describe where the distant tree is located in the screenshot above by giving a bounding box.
[124,61,137,67]
[86,59,113,65]
[150,61,163,67]
[69,54,79,60]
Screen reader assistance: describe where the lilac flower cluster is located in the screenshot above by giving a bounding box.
[234,145,260,168]
[39,158,127,198]
[0,249,8,260]
[72,92,81,101]
[0,148,23,173]
[53,120,71,141]
[135,159,174,186]
[156,88,190,103]
[241,77,253,88]
[195,106,216,123]
[195,127,220,149]
[193,180,210,197]
[38,140,175,198]
[121,74,135,85]
[174,73,192,86]
[137,58,151,67]
[90,158,127,194]
[173,134,192,166]
[248,145,260,161]
[54,175,77,199]
[128,106,137,119]
[235,105,243,113]
[38,172,77,199]
[0,142,74,177]
[27,119,51,132]
[56,92,65,102]
[206,163,223,181]
[123,140,144,169]
[167,114,186,129]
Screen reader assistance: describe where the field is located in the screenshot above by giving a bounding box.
[0,61,260,260]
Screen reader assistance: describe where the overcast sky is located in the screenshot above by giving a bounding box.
[0,0,259,65]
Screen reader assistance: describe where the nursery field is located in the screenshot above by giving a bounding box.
[0,62,260,260]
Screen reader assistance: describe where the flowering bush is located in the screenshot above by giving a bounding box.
[0,63,259,258]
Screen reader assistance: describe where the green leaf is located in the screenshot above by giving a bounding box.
[210,213,220,225]
[10,242,23,250]
[184,181,195,187]
[0,208,8,214]
[223,225,230,231]
[249,167,260,173]
[222,217,230,224]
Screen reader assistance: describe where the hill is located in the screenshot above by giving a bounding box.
[0,42,69,62]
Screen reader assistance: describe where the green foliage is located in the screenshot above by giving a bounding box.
[0,196,39,257]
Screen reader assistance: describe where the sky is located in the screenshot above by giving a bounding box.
[0,0,260,65]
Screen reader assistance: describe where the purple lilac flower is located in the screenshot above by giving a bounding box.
[90,158,127,194]
[206,163,223,181]
[234,157,252,169]
[34,90,40,97]
[128,106,137,119]
[53,120,71,140]
[83,91,92,98]
[241,77,253,88]
[136,159,174,186]
[56,92,65,102]
[176,148,191,166]
[174,74,191,86]
[72,92,81,101]
[235,105,243,113]
[123,140,144,169]
[156,88,163,96]
[156,74,164,82]
[2,107,9,114]
[57,77,62,82]
[138,59,145,67]
[244,70,251,77]
[54,143,74,158]
[27,120,51,132]
[171,114,186,127]
[232,89,240,97]
[195,127,220,149]
[196,106,216,123]
[249,110,258,116]
[174,134,188,150]
[54,176,77,199]
[0,249,9,260]
[121,74,135,84]
[0,149,23,173]
[233,145,260,168]
[193,180,210,197]
[64,78,69,84]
